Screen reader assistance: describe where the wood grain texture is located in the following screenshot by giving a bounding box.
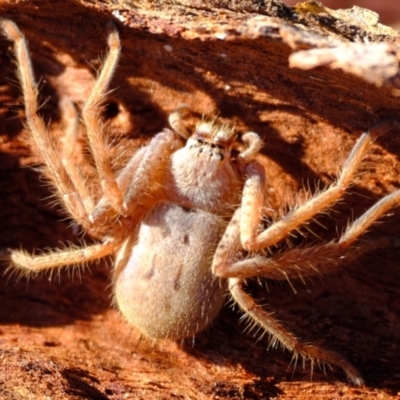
[1,1,400,399]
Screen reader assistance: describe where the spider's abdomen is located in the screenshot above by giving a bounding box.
[113,202,227,340]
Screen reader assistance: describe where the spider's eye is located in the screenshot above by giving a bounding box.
[214,129,237,148]
[194,122,213,141]
[193,122,236,149]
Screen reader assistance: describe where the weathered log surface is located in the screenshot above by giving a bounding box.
[1,1,400,399]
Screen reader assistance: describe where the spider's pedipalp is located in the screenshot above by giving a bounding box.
[237,131,263,163]
[169,104,192,139]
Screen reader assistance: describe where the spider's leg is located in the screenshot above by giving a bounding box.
[228,277,364,386]
[241,129,379,252]
[8,240,119,275]
[339,189,400,247]
[212,209,366,384]
[59,97,97,216]
[89,129,183,226]
[80,27,125,215]
[1,20,91,228]
[213,182,400,280]
[215,234,398,280]
[118,130,182,214]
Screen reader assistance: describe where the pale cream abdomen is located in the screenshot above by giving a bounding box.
[114,202,227,339]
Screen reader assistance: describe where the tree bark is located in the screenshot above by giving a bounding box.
[1,1,400,399]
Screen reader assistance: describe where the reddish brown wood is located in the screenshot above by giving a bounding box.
[1,1,400,399]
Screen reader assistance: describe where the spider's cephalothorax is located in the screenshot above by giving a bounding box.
[4,19,400,386]
[165,120,257,215]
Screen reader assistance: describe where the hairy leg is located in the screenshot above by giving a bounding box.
[59,97,96,217]
[229,277,364,385]
[241,126,383,251]
[9,240,120,275]
[212,122,400,385]
[89,129,183,225]
[1,20,91,227]
[81,26,125,215]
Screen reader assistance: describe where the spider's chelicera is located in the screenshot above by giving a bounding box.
[3,19,400,386]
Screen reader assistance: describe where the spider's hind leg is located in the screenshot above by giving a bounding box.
[8,240,119,276]
[1,20,92,229]
[228,277,364,386]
